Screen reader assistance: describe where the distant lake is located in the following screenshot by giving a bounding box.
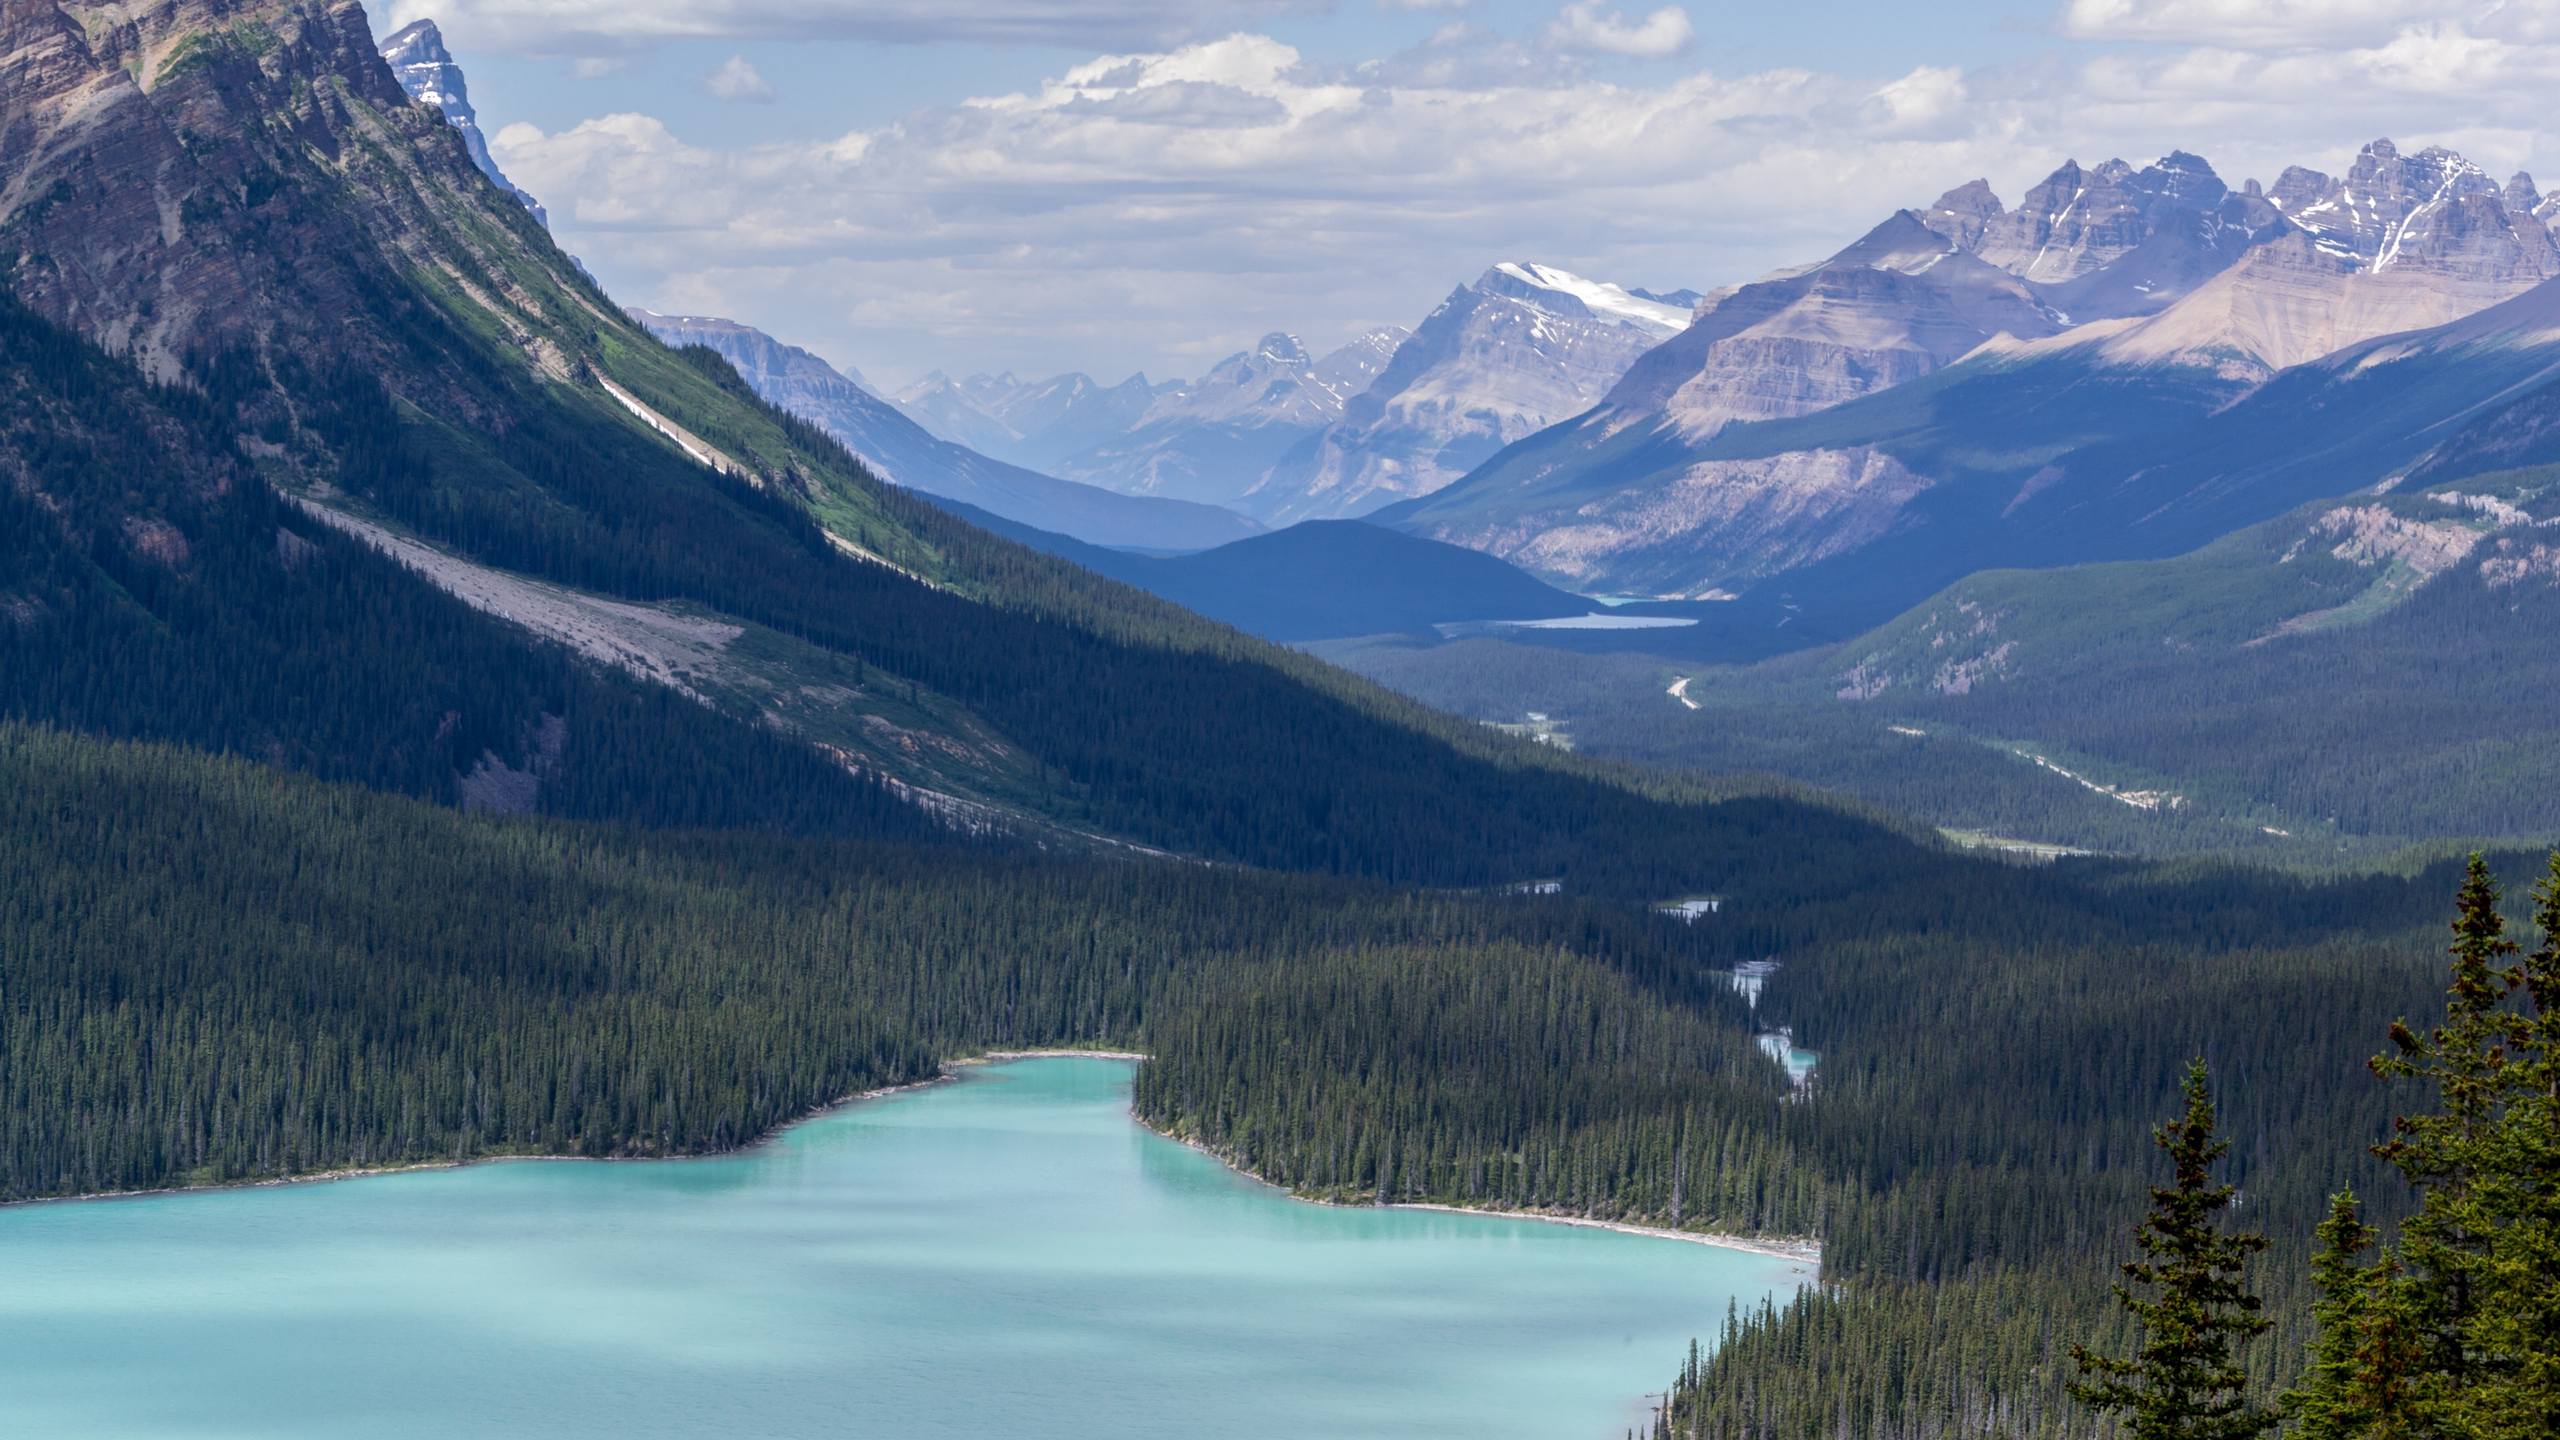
[1498,613,1701,630]
[0,1058,1808,1439]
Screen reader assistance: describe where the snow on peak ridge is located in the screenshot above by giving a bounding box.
[378,19,548,229]
[1489,263,1693,332]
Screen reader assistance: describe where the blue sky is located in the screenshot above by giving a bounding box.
[387,0,2560,388]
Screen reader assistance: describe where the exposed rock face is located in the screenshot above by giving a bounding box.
[1606,211,2064,440]
[635,310,1260,550]
[2270,140,2504,266]
[1919,180,2003,250]
[0,0,494,379]
[1387,139,2560,606]
[1423,439,1934,596]
[1973,152,2228,285]
[376,18,544,227]
[2060,143,2560,377]
[1246,262,1691,521]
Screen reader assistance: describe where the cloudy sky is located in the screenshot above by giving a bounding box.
[389,0,2560,389]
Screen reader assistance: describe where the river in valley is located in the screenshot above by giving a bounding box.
[0,1057,1810,1439]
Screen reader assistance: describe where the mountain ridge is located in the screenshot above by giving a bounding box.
[1380,139,2560,639]
[635,309,1262,551]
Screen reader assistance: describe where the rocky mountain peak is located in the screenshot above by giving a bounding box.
[1972,152,2232,285]
[1243,264,1699,521]
[0,0,531,379]
[378,17,547,227]
[2267,139,2522,270]
[1921,179,2005,249]
[1832,210,1965,273]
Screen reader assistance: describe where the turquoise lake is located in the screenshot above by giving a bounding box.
[0,1057,1810,1439]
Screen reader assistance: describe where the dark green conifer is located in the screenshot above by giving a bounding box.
[2370,854,2521,1419]
[2069,1059,2274,1440]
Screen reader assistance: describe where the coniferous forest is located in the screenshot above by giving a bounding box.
[2,12,2555,1434]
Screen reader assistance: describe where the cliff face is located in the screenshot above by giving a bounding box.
[0,0,564,383]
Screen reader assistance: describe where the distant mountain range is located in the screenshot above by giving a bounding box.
[1379,141,2560,646]
[1250,265,1699,522]
[894,328,1409,513]
[892,263,1702,523]
[631,311,1259,552]
[373,33,1253,554]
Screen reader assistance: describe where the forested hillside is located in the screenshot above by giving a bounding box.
[6,7,2552,1440]
[4,719,2531,1440]
[0,723,1799,1201]
[1330,473,2560,861]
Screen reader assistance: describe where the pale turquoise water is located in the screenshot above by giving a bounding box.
[0,1058,1810,1439]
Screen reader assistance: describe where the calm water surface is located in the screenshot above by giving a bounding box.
[0,1058,1808,1439]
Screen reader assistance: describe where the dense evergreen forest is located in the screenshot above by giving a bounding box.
[7,720,2541,1440]
[5,15,2550,1435]
[0,723,1801,1200]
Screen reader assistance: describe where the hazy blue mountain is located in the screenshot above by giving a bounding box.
[1246,264,1696,523]
[890,369,1171,473]
[636,311,1260,552]
[1044,329,1410,507]
[1383,142,2560,646]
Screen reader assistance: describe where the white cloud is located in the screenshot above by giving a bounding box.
[490,13,2560,385]
[386,0,1322,53]
[1543,1,1695,58]
[2059,0,2560,46]
[704,54,777,102]
[1866,65,1969,133]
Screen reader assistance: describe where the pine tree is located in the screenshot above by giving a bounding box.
[2069,1059,2275,1440]
[2445,853,2560,1439]
[2282,1191,2427,1438]
[2370,853,2521,1420]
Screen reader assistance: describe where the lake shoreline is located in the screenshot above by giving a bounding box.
[1,1071,958,1211]
[1132,1111,1823,1272]
[11,1050,1822,1274]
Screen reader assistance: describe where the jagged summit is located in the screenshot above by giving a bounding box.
[1969,152,2235,286]
[378,17,547,227]
[1921,180,2004,249]
[2269,139,2504,268]
[1243,260,1705,521]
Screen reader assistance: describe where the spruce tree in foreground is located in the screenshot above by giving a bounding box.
[2451,853,2560,1438]
[2289,852,2560,1439]
[2371,853,2519,1413]
[2070,1059,2274,1440]
[2281,1191,2425,1439]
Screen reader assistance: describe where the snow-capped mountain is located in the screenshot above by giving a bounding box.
[1246,263,1697,522]
[1380,139,2560,625]
[636,311,1259,552]
[1044,328,1410,507]
[377,20,546,227]
[2014,141,2560,379]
